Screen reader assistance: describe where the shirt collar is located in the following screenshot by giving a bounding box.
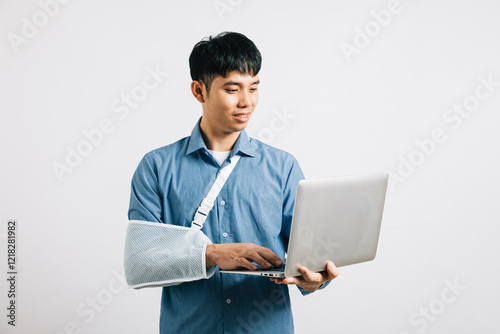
[185,117,256,158]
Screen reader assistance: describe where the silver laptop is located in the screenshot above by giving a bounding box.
[220,172,389,278]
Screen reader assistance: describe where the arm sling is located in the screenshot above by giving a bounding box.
[124,155,241,289]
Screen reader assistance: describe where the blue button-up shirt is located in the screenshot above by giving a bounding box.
[129,118,318,333]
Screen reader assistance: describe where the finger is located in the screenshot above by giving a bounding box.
[298,266,323,283]
[246,244,282,267]
[282,276,303,285]
[325,262,340,280]
[244,252,274,269]
[256,246,283,267]
[238,258,258,270]
[241,244,280,268]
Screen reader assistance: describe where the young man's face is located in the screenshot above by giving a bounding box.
[200,71,259,136]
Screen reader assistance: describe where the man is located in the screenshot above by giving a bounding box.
[127,32,339,333]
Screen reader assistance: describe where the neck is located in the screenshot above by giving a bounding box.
[199,120,240,152]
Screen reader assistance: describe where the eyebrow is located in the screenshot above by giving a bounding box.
[222,80,260,87]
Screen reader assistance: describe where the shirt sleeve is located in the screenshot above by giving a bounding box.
[298,281,331,296]
[128,155,164,223]
[281,155,304,246]
[125,154,215,288]
[280,156,332,296]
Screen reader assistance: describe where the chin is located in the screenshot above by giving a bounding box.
[233,125,248,132]
[230,119,250,128]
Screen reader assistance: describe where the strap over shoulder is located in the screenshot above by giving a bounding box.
[191,154,241,230]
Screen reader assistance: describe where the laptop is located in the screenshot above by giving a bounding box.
[220,172,389,278]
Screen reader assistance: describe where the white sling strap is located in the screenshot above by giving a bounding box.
[191,154,241,230]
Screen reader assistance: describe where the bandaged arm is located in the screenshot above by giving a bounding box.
[124,155,216,289]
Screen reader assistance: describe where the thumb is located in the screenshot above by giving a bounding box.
[327,262,340,280]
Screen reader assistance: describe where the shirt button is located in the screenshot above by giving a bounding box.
[226,299,231,304]
[220,200,225,205]
[222,233,228,238]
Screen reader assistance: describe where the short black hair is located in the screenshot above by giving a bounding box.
[189,32,262,93]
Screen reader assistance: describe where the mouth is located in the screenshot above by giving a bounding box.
[233,112,252,122]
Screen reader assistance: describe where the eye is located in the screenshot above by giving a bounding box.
[226,89,238,93]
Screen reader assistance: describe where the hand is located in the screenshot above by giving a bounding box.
[270,261,339,291]
[206,243,283,270]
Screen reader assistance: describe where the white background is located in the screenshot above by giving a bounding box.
[1,0,499,333]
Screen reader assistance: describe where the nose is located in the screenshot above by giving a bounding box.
[237,90,252,108]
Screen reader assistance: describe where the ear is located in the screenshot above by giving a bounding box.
[190,80,205,103]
